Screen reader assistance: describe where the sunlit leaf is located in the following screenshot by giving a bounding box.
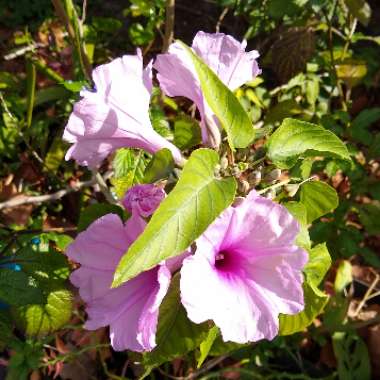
[113,149,236,286]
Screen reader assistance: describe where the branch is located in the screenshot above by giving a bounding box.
[162,0,175,52]
[0,172,112,211]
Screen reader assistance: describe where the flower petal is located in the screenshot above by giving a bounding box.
[192,31,261,90]
[137,264,172,350]
[180,254,279,343]
[155,32,260,147]
[225,190,302,251]
[64,53,183,167]
[66,214,137,271]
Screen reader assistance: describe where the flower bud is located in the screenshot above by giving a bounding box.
[214,164,221,177]
[220,156,229,170]
[264,169,281,184]
[238,179,250,194]
[248,170,262,186]
[231,166,241,177]
[285,184,299,197]
[264,188,276,199]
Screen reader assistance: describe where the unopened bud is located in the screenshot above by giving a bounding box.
[214,164,221,177]
[238,179,250,194]
[231,166,241,177]
[285,184,299,197]
[232,196,245,207]
[220,156,229,170]
[264,169,281,183]
[264,188,276,199]
[248,170,262,186]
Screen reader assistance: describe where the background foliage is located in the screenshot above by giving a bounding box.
[0,0,379,379]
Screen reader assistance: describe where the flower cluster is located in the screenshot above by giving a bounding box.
[65,32,308,352]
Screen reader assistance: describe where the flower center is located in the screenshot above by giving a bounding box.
[214,250,232,271]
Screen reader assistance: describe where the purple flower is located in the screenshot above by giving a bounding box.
[122,184,165,217]
[180,190,308,344]
[66,212,185,352]
[63,50,183,168]
[154,31,261,148]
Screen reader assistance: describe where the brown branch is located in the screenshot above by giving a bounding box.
[0,172,112,211]
[162,0,175,52]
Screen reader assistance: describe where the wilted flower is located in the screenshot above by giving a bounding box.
[63,50,183,168]
[122,184,165,217]
[154,31,261,148]
[66,185,184,351]
[180,190,308,344]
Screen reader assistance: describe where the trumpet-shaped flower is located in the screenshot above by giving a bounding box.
[180,190,308,344]
[154,31,261,147]
[63,50,183,168]
[66,185,181,352]
[122,184,165,217]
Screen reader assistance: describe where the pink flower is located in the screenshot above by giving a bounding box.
[154,31,261,148]
[180,190,308,344]
[122,184,165,217]
[63,50,183,168]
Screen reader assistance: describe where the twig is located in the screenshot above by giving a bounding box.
[157,355,227,380]
[94,172,117,204]
[185,355,227,380]
[353,272,380,317]
[51,0,92,81]
[80,0,87,24]
[322,2,347,111]
[0,172,112,211]
[216,7,229,33]
[162,0,175,52]
[3,42,46,61]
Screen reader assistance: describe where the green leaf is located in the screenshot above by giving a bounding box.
[173,115,202,150]
[113,149,236,286]
[15,245,70,283]
[111,149,149,198]
[179,41,255,149]
[344,0,371,26]
[304,243,331,287]
[300,181,339,223]
[350,108,380,145]
[78,203,125,232]
[0,269,44,306]
[267,118,350,169]
[279,282,328,335]
[25,60,36,129]
[279,242,331,335]
[143,274,208,369]
[333,332,371,380]
[0,312,13,346]
[16,288,72,336]
[283,202,311,249]
[143,148,174,183]
[197,326,219,368]
[335,59,367,88]
[334,260,353,293]
[358,202,380,236]
[264,99,303,125]
[44,137,67,173]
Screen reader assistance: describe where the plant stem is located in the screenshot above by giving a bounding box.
[162,0,175,52]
